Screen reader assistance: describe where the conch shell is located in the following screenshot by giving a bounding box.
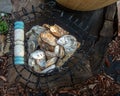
[57,35,80,54]
[50,24,69,37]
[40,30,57,46]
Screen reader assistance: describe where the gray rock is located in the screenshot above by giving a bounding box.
[0,0,12,13]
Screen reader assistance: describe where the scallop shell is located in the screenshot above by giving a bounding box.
[46,57,58,68]
[40,30,57,46]
[30,50,45,60]
[26,25,46,38]
[50,24,69,37]
[57,35,80,53]
[54,45,60,56]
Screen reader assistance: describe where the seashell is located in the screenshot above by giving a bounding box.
[46,57,58,68]
[59,46,65,58]
[28,40,36,54]
[42,24,50,29]
[14,45,24,57]
[38,40,55,52]
[28,57,36,67]
[54,45,60,56]
[36,59,46,68]
[57,35,80,53]
[40,30,57,46]
[50,24,69,37]
[27,34,39,54]
[41,65,56,73]
[56,54,71,67]
[30,50,45,60]
[33,64,42,73]
[26,25,46,38]
[45,51,57,59]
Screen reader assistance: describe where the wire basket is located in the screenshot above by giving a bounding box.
[8,1,107,92]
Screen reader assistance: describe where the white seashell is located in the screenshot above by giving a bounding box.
[41,65,56,73]
[28,57,35,67]
[14,45,24,57]
[46,57,58,67]
[26,25,46,38]
[36,59,46,67]
[30,50,45,60]
[54,45,60,56]
[57,35,78,53]
[14,29,24,41]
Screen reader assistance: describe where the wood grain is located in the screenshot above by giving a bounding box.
[56,0,117,11]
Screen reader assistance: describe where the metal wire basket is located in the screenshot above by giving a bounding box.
[8,1,109,92]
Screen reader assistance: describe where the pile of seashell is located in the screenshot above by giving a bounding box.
[26,24,80,73]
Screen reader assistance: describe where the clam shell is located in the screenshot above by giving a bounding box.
[30,50,45,60]
[40,30,57,46]
[54,45,60,56]
[45,51,57,59]
[57,35,79,53]
[41,65,56,73]
[50,24,69,37]
[26,25,46,38]
[46,57,58,68]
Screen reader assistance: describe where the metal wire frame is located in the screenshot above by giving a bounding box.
[7,1,105,92]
